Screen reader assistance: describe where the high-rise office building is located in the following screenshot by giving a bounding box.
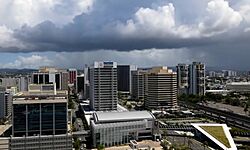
[90,61,118,111]
[131,70,148,101]
[0,87,12,119]
[177,64,189,95]
[189,62,205,95]
[76,74,84,94]
[11,92,72,149]
[145,67,178,110]
[0,87,6,119]
[32,67,68,90]
[117,65,137,95]
[68,68,77,84]
[223,70,237,77]
[117,65,130,93]
[84,67,90,99]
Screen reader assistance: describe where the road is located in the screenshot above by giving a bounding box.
[205,101,247,116]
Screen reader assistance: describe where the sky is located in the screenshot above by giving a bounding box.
[0,0,250,70]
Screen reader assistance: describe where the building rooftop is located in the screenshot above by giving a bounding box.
[13,92,68,104]
[192,123,237,150]
[94,111,155,123]
[227,82,250,85]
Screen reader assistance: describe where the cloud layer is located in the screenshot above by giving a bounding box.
[0,0,250,69]
[0,0,249,52]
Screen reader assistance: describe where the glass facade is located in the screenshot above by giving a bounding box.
[13,104,26,137]
[55,103,67,134]
[42,104,53,135]
[13,102,67,137]
[28,104,40,136]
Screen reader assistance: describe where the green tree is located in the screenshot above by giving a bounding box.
[126,103,132,110]
[97,144,105,150]
[73,138,81,150]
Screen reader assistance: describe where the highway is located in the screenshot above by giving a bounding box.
[180,101,250,130]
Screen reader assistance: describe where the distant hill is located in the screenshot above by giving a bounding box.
[0,68,37,74]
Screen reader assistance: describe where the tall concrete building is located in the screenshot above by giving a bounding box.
[0,87,12,119]
[131,70,148,101]
[90,61,118,111]
[68,68,77,84]
[189,62,205,95]
[84,67,90,99]
[76,74,84,94]
[176,64,189,95]
[11,92,72,149]
[176,62,205,96]
[32,67,69,90]
[0,87,6,119]
[145,67,178,110]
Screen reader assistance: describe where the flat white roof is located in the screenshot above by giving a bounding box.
[227,82,250,85]
[13,99,67,104]
[94,111,155,123]
[206,90,229,92]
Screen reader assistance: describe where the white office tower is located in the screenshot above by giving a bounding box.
[90,61,118,111]
[145,67,178,110]
[189,62,205,95]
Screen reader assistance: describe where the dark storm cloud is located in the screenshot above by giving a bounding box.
[8,0,247,53]
[0,0,250,70]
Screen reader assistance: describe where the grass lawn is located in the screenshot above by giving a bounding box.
[200,126,231,148]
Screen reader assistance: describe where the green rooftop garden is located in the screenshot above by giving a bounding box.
[200,126,231,148]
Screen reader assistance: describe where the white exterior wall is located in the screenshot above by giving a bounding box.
[91,119,154,147]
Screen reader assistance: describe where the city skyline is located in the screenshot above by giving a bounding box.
[0,0,250,69]
[0,1,250,149]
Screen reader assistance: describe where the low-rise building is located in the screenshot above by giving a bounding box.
[226,82,250,93]
[91,111,155,148]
